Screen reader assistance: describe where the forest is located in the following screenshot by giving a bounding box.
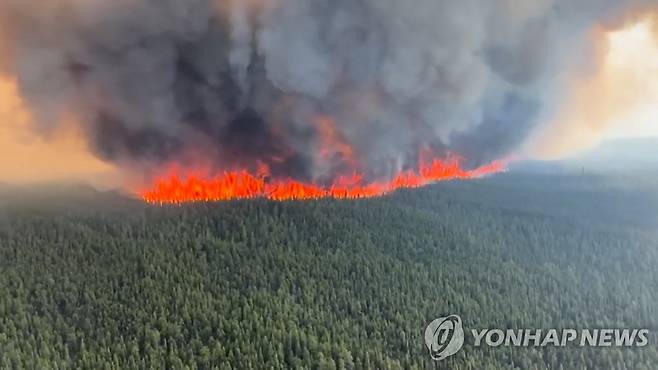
[0,172,656,369]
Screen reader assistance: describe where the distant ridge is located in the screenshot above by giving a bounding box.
[510,138,658,175]
[0,182,138,212]
[568,137,658,171]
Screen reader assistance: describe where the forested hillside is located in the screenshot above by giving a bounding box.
[0,174,657,369]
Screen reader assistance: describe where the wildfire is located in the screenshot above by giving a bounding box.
[140,157,507,204]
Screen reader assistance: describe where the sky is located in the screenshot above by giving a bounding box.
[0,76,119,186]
[604,18,658,139]
[526,14,658,159]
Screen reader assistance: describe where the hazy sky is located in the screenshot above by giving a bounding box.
[604,17,658,139]
[0,76,118,185]
[526,15,658,159]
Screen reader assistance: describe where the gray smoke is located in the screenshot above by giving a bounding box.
[0,0,654,182]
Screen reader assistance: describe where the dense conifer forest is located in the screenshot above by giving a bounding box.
[0,173,657,369]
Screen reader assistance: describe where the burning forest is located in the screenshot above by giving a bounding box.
[0,0,656,203]
[140,156,507,204]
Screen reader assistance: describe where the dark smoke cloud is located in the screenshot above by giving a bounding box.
[0,0,655,182]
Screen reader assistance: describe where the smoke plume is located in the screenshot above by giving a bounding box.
[0,0,655,184]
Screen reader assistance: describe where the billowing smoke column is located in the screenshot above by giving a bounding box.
[0,0,653,195]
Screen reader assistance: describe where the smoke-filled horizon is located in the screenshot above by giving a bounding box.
[0,0,656,184]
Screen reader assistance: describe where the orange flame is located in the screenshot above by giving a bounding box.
[313,115,358,166]
[140,156,507,204]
